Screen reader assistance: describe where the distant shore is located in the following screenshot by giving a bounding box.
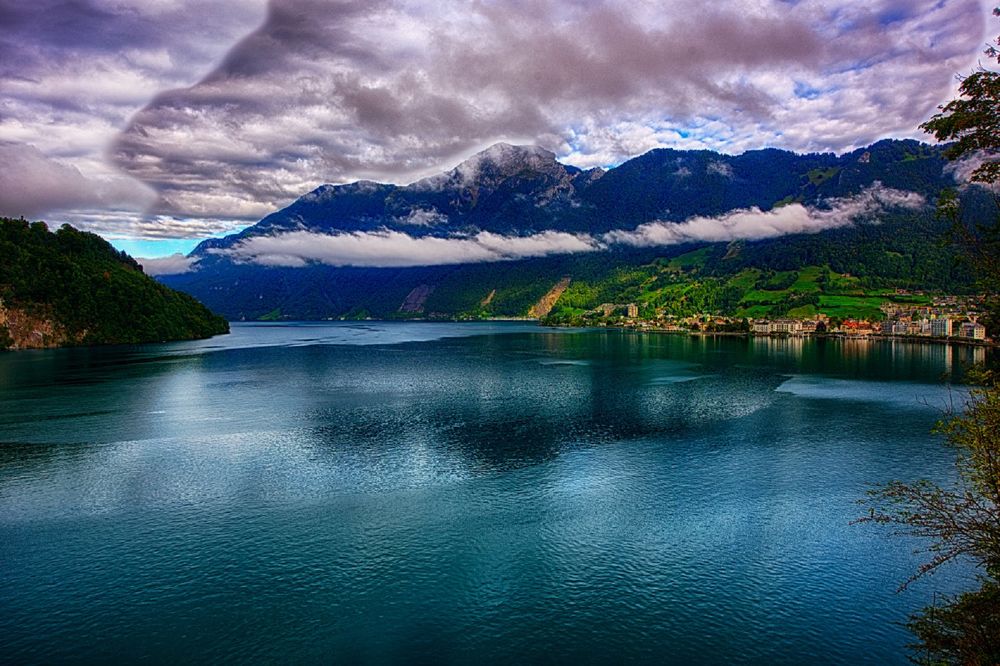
[230,318,997,351]
[593,325,997,348]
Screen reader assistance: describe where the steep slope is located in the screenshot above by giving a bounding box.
[193,143,601,257]
[161,139,978,320]
[191,139,952,255]
[0,218,228,349]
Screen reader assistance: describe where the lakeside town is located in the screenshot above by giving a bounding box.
[583,294,992,344]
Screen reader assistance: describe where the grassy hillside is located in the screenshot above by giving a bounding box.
[546,257,936,324]
[543,208,979,323]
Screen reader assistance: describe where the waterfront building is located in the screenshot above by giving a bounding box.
[772,319,803,334]
[841,319,874,336]
[930,317,953,337]
[960,321,987,340]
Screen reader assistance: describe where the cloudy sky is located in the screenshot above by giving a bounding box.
[0,0,992,258]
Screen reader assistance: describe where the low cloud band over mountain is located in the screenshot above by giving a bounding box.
[168,184,922,272]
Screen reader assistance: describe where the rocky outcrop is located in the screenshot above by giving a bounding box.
[0,301,80,350]
[528,277,571,318]
[399,284,435,313]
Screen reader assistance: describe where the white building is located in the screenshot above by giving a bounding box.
[960,321,987,340]
[772,319,803,334]
[753,321,773,334]
[930,318,953,337]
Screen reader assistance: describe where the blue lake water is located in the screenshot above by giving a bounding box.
[0,322,986,663]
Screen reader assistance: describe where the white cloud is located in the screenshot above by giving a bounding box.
[603,184,926,246]
[223,229,599,268]
[216,185,924,268]
[50,212,246,242]
[138,253,198,275]
[943,152,1000,191]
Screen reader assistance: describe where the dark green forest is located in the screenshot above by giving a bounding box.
[0,218,228,349]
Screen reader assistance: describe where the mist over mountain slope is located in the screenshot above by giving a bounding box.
[160,139,990,321]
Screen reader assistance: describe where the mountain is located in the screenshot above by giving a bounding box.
[162,139,992,321]
[193,143,601,253]
[0,218,228,350]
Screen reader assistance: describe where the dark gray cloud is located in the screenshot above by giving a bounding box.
[0,0,265,229]
[0,142,153,218]
[109,0,986,230]
[0,0,989,242]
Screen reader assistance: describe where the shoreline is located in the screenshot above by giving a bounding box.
[593,325,997,348]
[232,317,996,351]
[235,318,997,350]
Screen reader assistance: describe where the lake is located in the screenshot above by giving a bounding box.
[0,322,985,663]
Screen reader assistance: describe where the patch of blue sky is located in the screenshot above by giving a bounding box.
[878,7,915,27]
[110,237,202,258]
[793,81,823,100]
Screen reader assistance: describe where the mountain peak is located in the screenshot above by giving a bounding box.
[411,142,565,192]
[451,142,560,181]
[471,142,556,162]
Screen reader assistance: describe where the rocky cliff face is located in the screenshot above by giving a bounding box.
[0,300,80,350]
[528,277,571,318]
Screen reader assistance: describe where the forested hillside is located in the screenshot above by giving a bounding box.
[165,201,982,322]
[160,139,995,321]
[0,218,228,349]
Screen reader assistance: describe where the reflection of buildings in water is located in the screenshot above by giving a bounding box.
[950,344,989,372]
[750,334,806,360]
[876,339,992,378]
[937,343,989,374]
[973,346,987,366]
[886,339,952,373]
[838,337,873,364]
[749,335,992,378]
